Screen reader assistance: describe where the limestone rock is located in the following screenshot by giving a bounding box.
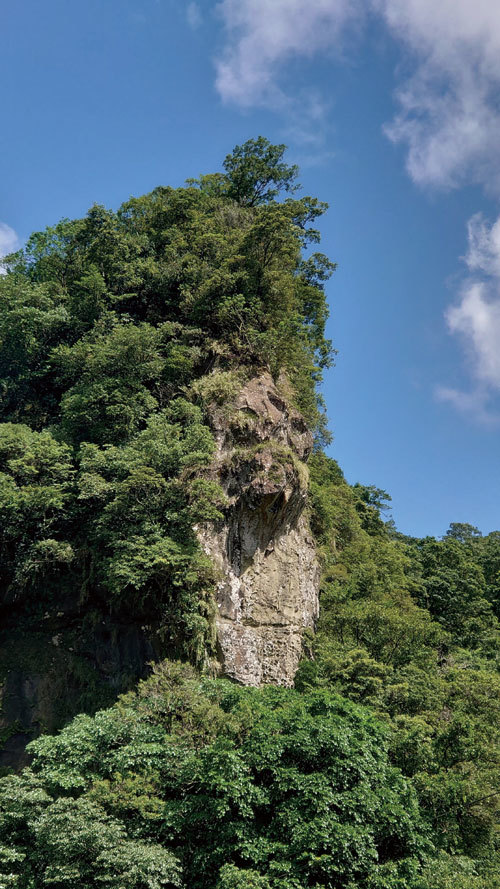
[197,372,320,686]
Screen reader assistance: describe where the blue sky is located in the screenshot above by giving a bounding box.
[3,0,500,538]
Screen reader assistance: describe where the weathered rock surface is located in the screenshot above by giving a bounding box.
[197,372,320,686]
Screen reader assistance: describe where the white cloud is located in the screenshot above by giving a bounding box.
[439,213,500,421]
[186,2,202,29]
[0,222,19,257]
[434,385,499,425]
[215,0,361,109]
[215,0,500,192]
[0,222,19,275]
[465,213,500,278]
[446,281,500,390]
[213,1,500,424]
[377,0,500,191]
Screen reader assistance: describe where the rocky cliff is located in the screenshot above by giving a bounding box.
[0,372,319,767]
[198,372,320,686]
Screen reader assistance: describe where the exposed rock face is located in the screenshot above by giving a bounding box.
[197,372,320,686]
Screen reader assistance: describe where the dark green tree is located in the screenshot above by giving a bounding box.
[0,666,427,889]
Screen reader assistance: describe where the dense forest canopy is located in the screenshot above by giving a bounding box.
[1,139,500,888]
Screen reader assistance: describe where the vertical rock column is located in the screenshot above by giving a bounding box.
[197,373,320,686]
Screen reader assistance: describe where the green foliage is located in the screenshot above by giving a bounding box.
[74,400,225,659]
[3,138,333,436]
[0,778,179,888]
[189,369,245,406]
[222,136,299,205]
[190,136,300,207]
[0,137,334,665]
[0,664,426,889]
[5,136,500,886]
[412,536,497,649]
[302,452,500,882]
[0,424,75,601]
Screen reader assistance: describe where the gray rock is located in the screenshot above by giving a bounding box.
[197,372,320,686]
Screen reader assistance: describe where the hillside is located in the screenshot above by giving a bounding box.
[1,139,500,888]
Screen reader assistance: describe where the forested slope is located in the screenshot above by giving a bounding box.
[0,137,332,761]
[1,140,500,888]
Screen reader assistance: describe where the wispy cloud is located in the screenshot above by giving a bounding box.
[215,0,361,110]
[0,222,19,275]
[186,2,202,30]
[214,1,500,418]
[377,0,500,192]
[215,0,500,193]
[465,213,500,278]
[446,281,500,391]
[435,385,499,425]
[438,213,500,422]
